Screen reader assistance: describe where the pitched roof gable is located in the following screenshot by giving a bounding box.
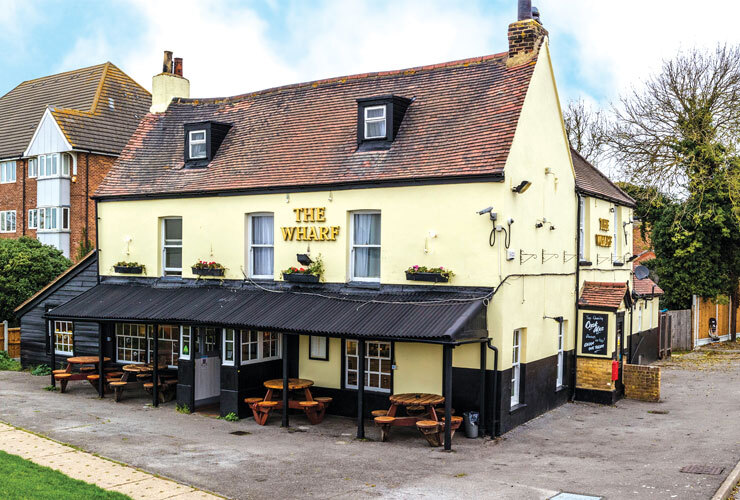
[0,63,150,159]
[578,281,631,310]
[95,52,538,199]
[571,148,636,208]
[634,277,664,297]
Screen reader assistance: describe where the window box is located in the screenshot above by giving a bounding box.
[114,265,144,274]
[283,272,319,283]
[192,266,225,277]
[405,271,449,283]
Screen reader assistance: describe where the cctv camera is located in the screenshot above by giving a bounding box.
[477,206,493,215]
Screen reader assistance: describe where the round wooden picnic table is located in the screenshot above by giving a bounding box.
[122,363,167,373]
[67,356,110,365]
[263,378,314,390]
[389,393,444,406]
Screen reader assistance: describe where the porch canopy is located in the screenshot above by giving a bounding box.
[45,283,488,343]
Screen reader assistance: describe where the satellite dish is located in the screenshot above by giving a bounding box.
[634,265,650,280]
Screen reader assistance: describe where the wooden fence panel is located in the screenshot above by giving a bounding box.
[5,328,20,358]
[667,309,692,351]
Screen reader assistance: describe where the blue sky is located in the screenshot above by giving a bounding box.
[1,0,739,109]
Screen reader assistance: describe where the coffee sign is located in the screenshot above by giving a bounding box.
[582,313,608,355]
[281,207,340,241]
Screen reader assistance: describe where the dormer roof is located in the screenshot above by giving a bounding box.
[95,52,538,199]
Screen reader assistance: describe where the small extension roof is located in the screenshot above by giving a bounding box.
[572,148,636,208]
[578,281,631,310]
[633,277,664,297]
[46,283,488,344]
[95,52,538,199]
[0,63,150,159]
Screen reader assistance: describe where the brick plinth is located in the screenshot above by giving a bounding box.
[624,364,660,402]
[576,357,614,391]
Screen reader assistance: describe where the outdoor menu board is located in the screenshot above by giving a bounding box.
[581,313,608,355]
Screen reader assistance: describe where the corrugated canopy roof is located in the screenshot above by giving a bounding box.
[47,284,488,343]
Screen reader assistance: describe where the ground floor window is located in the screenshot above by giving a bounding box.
[115,323,150,363]
[309,336,329,360]
[556,322,564,388]
[511,329,522,407]
[240,331,281,365]
[180,326,191,360]
[345,340,391,392]
[54,320,73,355]
[151,325,179,367]
[223,328,236,366]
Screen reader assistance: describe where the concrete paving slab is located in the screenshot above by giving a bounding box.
[0,421,14,432]
[0,429,75,459]
[107,477,195,500]
[169,491,224,500]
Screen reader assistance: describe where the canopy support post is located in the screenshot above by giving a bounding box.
[152,324,159,407]
[49,319,56,388]
[282,334,289,428]
[443,344,453,451]
[356,339,365,439]
[98,325,105,398]
[478,340,486,436]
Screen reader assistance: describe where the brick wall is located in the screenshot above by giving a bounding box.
[507,19,548,61]
[576,357,614,392]
[624,363,660,402]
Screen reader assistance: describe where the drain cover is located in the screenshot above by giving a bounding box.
[229,430,251,436]
[550,494,601,500]
[680,465,725,475]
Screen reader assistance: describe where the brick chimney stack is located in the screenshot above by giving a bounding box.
[508,0,548,66]
[150,50,190,113]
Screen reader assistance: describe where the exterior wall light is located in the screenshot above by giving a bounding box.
[512,180,532,194]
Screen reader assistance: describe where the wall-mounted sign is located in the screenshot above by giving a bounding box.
[595,234,613,247]
[599,218,610,231]
[282,207,340,241]
[582,313,608,355]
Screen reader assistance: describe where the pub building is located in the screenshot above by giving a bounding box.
[16,1,658,448]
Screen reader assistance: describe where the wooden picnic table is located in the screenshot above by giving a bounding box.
[374,393,446,442]
[112,364,172,402]
[245,378,332,425]
[53,356,110,393]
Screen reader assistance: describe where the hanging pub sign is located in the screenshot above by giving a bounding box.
[581,312,608,355]
[281,207,340,241]
[595,234,613,247]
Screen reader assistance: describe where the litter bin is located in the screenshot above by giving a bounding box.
[463,411,479,438]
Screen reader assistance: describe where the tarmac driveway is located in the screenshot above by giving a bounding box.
[1,352,738,499]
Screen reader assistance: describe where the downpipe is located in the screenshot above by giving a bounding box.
[485,339,499,437]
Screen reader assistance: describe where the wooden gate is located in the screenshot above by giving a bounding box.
[658,312,672,359]
[0,325,21,358]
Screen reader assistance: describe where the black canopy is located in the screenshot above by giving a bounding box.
[46,284,488,343]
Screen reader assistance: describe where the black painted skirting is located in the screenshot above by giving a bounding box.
[575,388,618,405]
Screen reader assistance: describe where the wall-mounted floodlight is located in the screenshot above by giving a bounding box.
[512,180,532,194]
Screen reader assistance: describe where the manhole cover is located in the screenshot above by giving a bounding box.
[550,494,601,500]
[680,465,725,475]
[229,430,251,436]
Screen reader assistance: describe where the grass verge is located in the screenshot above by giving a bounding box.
[0,450,131,500]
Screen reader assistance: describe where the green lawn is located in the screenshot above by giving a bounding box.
[0,450,131,500]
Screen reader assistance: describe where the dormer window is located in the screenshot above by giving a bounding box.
[183,121,232,167]
[356,95,412,151]
[188,130,207,159]
[364,106,387,139]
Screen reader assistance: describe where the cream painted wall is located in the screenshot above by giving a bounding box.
[97,42,579,381]
[298,335,342,389]
[579,196,634,283]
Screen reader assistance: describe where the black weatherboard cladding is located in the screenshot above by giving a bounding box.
[47,284,487,342]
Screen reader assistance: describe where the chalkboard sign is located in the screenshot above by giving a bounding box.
[582,313,608,355]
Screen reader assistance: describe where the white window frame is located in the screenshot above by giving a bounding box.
[363,105,387,140]
[188,130,207,159]
[648,301,653,329]
[0,210,16,233]
[54,320,74,355]
[350,211,381,282]
[613,206,619,262]
[28,158,37,178]
[0,161,16,183]
[222,328,236,366]
[37,154,63,179]
[180,326,192,360]
[556,322,564,388]
[150,325,179,368]
[240,331,282,365]
[115,323,150,364]
[247,213,274,279]
[162,217,183,276]
[511,329,522,407]
[28,209,38,229]
[344,340,392,393]
[36,206,68,232]
[578,196,585,260]
[638,303,643,332]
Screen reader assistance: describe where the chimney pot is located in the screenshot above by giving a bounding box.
[174,57,183,77]
[162,50,173,74]
[518,0,532,20]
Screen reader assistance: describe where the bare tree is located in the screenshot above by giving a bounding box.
[608,44,740,197]
[563,98,609,166]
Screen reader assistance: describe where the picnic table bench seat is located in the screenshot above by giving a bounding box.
[109,381,127,402]
[374,416,396,441]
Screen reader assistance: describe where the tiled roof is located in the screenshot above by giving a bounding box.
[578,281,630,310]
[572,148,636,208]
[634,277,664,297]
[0,63,150,159]
[95,52,537,199]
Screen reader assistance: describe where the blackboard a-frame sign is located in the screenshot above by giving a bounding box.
[582,313,609,355]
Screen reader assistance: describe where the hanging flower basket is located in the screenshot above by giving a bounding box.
[281,256,324,284]
[113,262,144,274]
[192,260,226,277]
[405,265,454,283]
[282,272,320,283]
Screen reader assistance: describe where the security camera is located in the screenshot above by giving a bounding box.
[477,206,493,215]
